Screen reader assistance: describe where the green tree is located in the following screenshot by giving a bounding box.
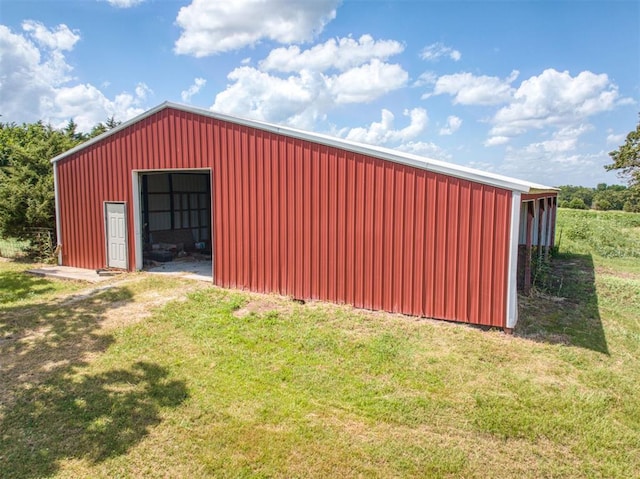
[606,118,640,212]
[0,122,83,239]
[593,198,612,211]
[557,185,595,208]
[89,116,121,138]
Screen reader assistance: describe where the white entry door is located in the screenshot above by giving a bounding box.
[105,202,128,269]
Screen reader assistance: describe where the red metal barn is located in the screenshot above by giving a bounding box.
[52,102,557,330]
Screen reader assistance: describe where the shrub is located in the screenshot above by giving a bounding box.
[568,198,588,210]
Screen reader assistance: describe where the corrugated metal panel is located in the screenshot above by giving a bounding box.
[56,107,512,327]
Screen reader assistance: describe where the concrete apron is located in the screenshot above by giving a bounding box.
[27,266,115,283]
[146,259,213,282]
[27,260,213,283]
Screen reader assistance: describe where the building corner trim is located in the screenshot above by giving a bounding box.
[506,191,521,329]
[53,162,63,266]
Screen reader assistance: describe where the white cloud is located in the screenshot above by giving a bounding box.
[260,34,404,72]
[135,82,151,100]
[21,20,80,51]
[0,23,150,131]
[466,160,498,173]
[105,0,145,7]
[420,42,461,62]
[47,82,149,131]
[212,61,408,129]
[484,136,510,147]
[486,123,592,150]
[413,71,437,88]
[174,0,340,57]
[0,23,74,121]
[524,138,576,154]
[212,67,326,128]
[181,77,207,103]
[342,108,428,145]
[607,132,625,144]
[329,59,408,104]
[211,36,408,129]
[439,115,462,135]
[430,70,519,105]
[499,143,611,186]
[485,122,610,185]
[396,140,452,161]
[489,69,623,138]
[519,124,592,154]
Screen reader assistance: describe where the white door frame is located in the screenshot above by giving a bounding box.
[131,168,213,272]
[104,201,128,269]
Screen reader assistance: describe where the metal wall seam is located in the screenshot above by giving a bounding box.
[56,107,517,327]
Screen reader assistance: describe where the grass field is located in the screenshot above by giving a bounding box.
[1,209,639,478]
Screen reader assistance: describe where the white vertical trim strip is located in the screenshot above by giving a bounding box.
[132,171,143,271]
[546,198,553,248]
[209,167,215,284]
[53,162,63,265]
[506,191,522,329]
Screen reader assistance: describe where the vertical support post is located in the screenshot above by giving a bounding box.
[537,198,545,260]
[544,196,553,260]
[549,196,557,249]
[524,201,534,295]
[168,173,175,230]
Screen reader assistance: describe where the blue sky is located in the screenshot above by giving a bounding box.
[1,0,638,187]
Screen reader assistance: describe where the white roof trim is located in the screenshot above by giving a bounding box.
[51,101,558,193]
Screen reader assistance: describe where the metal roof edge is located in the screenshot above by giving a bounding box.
[50,101,173,163]
[163,102,539,192]
[526,186,561,194]
[51,101,557,193]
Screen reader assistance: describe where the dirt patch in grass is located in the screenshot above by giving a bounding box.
[233,297,294,319]
[100,281,209,330]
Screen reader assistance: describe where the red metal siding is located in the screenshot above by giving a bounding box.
[57,108,513,326]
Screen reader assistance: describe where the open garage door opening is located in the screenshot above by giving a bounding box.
[137,170,213,280]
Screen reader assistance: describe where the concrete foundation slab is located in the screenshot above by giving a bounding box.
[27,266,117,283]
[146,259,212,282]
[26,259,213,284]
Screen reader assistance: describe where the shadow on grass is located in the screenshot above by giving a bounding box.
[0,269,56,304]
[516,252,608,354]
[0,276,188,479]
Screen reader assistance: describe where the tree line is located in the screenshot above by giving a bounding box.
[1,115,639,242]
[557,183,638,212]
[559,117,640,212]
[0,118,120,241]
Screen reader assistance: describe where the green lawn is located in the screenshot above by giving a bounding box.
[1,209,639,478]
